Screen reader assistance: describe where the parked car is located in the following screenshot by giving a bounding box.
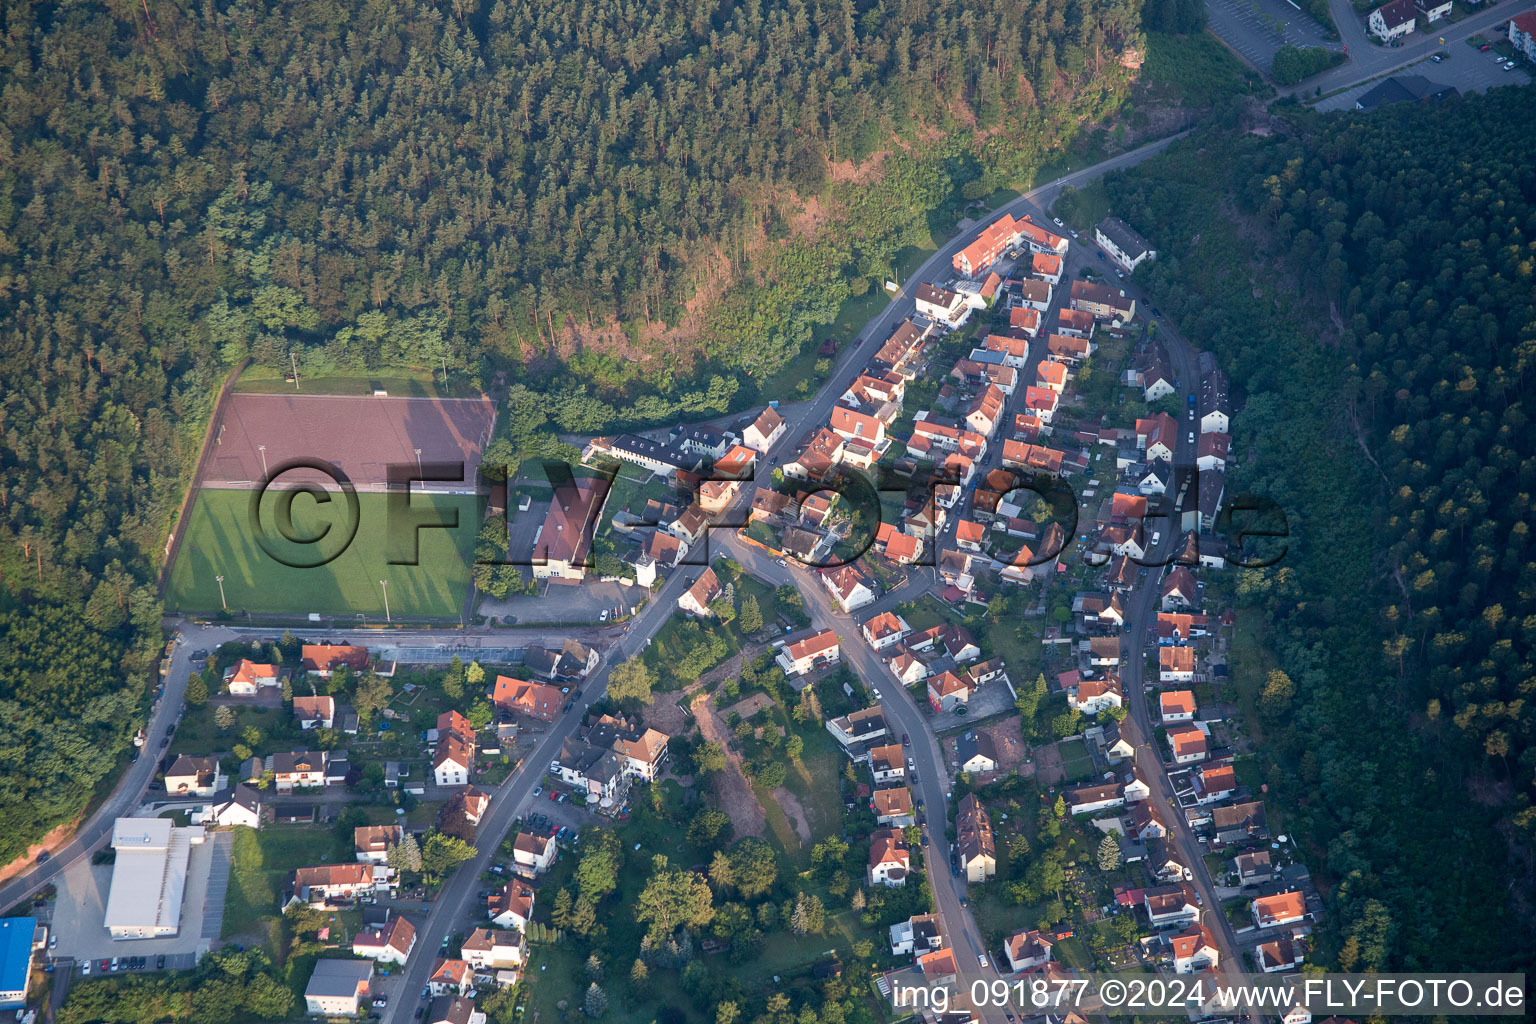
[1504,60,1518,70]
[157,956,166,969]
[977,953,988,968]
[599,609,609,622]
[532,786,542,796]
[1479,42,1493,51]
[1430,52,1446,62]
[34,851,49,863]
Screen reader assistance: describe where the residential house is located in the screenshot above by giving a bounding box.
[1008,306,1042,336]
[427,997,487,1024]
[1196,432,1230,472]
[1159,645,1196,683]
[301,645,369,677]
[927,670,973,713]
[1122,773,1151,803]
[914,283,970,327]
[224,660,281,695]
[873,787,917,827]
[205,785,262,829]
[1095,216,1157,272]
[1014,279,1053,312]
[523,639,599,682]
[1129,801,1167,840]
[511,832,557,877]
[1136,413,1179,462]
[271,751,327,792]
[459,927,527,971]
[1138,461,1170,496]
[1023,385,1059,424]
[775,629,841,677]
[677,567,723,617]
[869,744,906,784]
[1055,307,1096,338]
[956,794,996,882]
[868,828,911,886]
[164,755,225,797]
[1143,884,1201,929]
[826,706,887,753]
[872,320,930,379]
[1069,279,1135,323]
[492,676,563,722]
[1017,215,1069,255]
[440,786,490,831]
[749,488,792,523]
[1512,10,1536,61]
[1046,332,1091,364]
[698,478,742,514]
[670,424,734,460]
[1067,782,1124,816]
[1251,891,1307,929]
[1100,720,1135,763]
[1161,567,1199,611]
[666,503,710,548]
[823,564,877,613]
[433,736,473,788]
[488,879,535,931]
[1169,925,1219,974]
[1004,930,1054,972]
[964,385,1007,438]
[743,407,787,454]
[428,959,475,997]
[1258,936,1304,973]
[957,730,999,774]
[1213,801,1268,844]
[1195,764,1237,804]
[1068,673,1122,715]
[304,960,374,1017]
[1001,440,1065,475]
[917,948,959,985]
[875,521,922,563]
[781,428,846,481]
[1086,632,1122,668]
[293,695,336,730]
[890,914,944,957]
[354,825,403,865]
[1368,0,1418,42]
[1036,360,1068,393]
[830,405,888,448]
[1199,370,1230,434]
[352,914,416,965]
[862,611,911,650]
[1236,850,1274,887]
[1166,725,1208,764]
[953,213,1025,276]
[1160,690,1197,722]
[290,863,377,906]
[1032,252,1064,284]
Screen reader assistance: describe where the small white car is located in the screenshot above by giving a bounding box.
[978,953,989,968]
[599,609,609,622]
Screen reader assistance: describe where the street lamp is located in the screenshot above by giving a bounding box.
[215,574,227,611]
[414,448,422,475]
[257,445,269,478]
[380,579,391,623]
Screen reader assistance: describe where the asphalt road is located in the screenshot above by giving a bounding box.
[1288,0,1523,96]
[8,127,1222,1019]
[0,636,196,913]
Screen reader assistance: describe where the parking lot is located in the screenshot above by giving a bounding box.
[51,831,226,969]
[1315,48,1531,111]
[1205,0,1337,70]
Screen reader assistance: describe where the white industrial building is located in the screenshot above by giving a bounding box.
[103,818,204,940]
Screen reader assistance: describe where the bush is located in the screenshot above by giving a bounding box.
[1271,45,1342,86]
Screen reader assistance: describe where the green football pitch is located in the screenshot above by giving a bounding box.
[167,488,482,618]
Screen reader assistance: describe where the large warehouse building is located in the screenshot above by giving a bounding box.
[103,818,205,940]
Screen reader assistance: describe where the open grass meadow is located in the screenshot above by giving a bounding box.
[168,488,480,618]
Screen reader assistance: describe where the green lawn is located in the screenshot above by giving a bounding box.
[233,366,478,399]
[168,488,480,618]
[1055,739,1096,784]
[225,825,350,941]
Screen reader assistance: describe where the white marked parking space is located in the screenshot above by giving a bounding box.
[1205,0,1337,70]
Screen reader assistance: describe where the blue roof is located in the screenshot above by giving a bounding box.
[0,916,36,1002]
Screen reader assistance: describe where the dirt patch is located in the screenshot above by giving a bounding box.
[642,689,692,736]
[828,150,891,185]
[0,819,79,885]
[725,692,774,722]
[772,788,813,843]
[690,691,767,839]
[1032,740,1066,786]
[980,717,1033,776]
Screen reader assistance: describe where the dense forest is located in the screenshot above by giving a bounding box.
[1101,88,1536,970]
[0,0,1149,865]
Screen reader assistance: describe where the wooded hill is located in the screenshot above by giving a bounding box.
[0,0,1147,865]
[1101,88,1536,970]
